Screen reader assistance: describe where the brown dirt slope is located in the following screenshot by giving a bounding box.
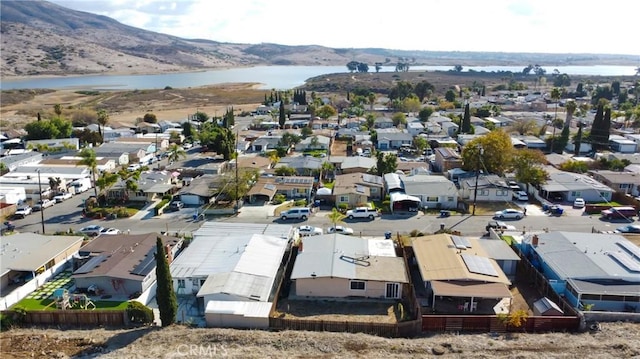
[1,322,638,358]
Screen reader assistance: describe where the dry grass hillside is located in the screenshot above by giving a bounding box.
[1,322,639,358]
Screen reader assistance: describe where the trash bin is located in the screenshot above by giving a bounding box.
[314,200,321,208]
[542,204,549,211]
[440,223,445,230]
[384,231,392,240]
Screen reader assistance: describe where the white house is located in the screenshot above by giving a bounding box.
[377,132,413,150]
[406,122,424,136]
[294,135,330,151]
[459,175,511,202]
[400,174,459,209]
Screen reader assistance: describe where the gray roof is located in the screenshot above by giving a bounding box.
[93,142,146,154]
[478,239,521,261]
[401,174,458,196]
[278,156,322,170]
[590,170,640,185]
[341,156,376,170]
[378,132,413,141]
[1,233,83,275]
[531,232,640,282]
[384,173,404,191]
[291,235,408,283]
[178,175,216,197]
[0,152,43,167]
[541,171,613,193]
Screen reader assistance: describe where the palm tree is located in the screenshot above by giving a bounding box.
[327,208,346,235]
[96,109,109,142]
[48,177,62,194]
[166,143,187,164]
[77,148,98,197]
[551,87,562,122]
[564,100,577,128]
[320,161,334,182]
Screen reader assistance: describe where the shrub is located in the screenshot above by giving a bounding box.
[381,200,391,213]
[272,194,286,205]
[127,301,154,324]
[338,203,348,211]
[154,199,170,215]
[294,199,307,207]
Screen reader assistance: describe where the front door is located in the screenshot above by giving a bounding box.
[385,282,400,299]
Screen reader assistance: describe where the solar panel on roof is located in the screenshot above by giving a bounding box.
[356,185,366,194]
[131,249,157,276]
[264,184,276,191]
[461,254,498,277]
[616,241,640,261]
[74,255,107,274]
[451,235,472,249]
[608,252,640,273]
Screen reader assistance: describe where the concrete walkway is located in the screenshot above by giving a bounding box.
[130,200,162,220]
[236,201,289,219]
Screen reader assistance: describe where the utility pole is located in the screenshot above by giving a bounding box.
[472,145,483,216]
[155,133,160,170]
[234,130,239,214]
[37,169,45,233]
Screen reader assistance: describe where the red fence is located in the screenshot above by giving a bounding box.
[6,310,127,326]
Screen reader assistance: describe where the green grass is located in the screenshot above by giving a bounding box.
[594,201,621,206]
[13,298,129,311]
[502,235,515,245]
[322,181,334,189]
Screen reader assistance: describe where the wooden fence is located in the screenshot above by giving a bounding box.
[7,310,127,326]
[270,317,420,338]
[422,315,579,333]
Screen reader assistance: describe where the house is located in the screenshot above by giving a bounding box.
[609,135,637,153]
[333,173,383,202]
[333,182,369,208]
[0,165,90,198]
[512,135,547,150]
[102,127,136,142]
[251,136,282,152]
[73,233,182,299]
[39,157,116,174]
[440,121,459,137]
[407,122,424,136]
[229,156,272,172]
[276,156,322,176]
[589,170,640,197]
[93,142,149,165]
[533,297,564,316]
[373,117,394,129]
[1,233,83,310]
[519,232,640,312]
[477,239,520,281]
[340,156,376,174]
[135,122,161,134]
[25,138,79,152]
[170,222,294,328]
[377,132,413,150]
[0,152,43,172]
[412,234,512,312]
[107,170,175,202]
[113,136,167,152]
[247,175,314,202]
[459,174,511,202]
[177,174,217,206]
[290,235,408,299]
[383,173,421,213]
[0,186,26,204]
[399,174,459,209]
[540,170,614,203]
[294,135,330,151]
[433,147,462,173]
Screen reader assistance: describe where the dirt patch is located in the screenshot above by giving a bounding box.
[275,298,398,323]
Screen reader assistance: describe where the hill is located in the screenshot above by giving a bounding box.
[1,0,637,78]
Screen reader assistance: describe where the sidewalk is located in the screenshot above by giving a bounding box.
[130,200,162,220]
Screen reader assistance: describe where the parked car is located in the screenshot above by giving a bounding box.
[298,225,323,236]
[327,225,354,235]
[127,163,141,171]
[169,201,184,211]
[346,207,380,220]
[573,198,585,208]
[53,192,73,203]
[512,191,529,201]
[280,207,311,220]
[14,206,33,218]
[601,206,637,221]
[182,142,193,150]
[1,221,16,235]
[100,228,122,235]
[33,199,56,211]
[494,208,525,220]
[614,224,640,234]
[486,220,517,232]
[508,181,521,191]
[79,225,104,237]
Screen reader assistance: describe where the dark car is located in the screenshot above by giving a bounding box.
[1,221,16,235]
[169,201,184,211]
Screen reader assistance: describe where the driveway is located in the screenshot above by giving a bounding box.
[237,202,281,218]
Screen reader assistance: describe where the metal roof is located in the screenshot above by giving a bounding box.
[1,233,83,275]
[205,300,272,318]
[478,239,521,261]
[531,232,640,282]
[290,235,408,283]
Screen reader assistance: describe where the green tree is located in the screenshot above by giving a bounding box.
[556,126,570,154]
[143,113,158,123]
[573,122,584,156]
[453,65,463,72]
[389,81,413,101]
[357,62,369,73]
[461,103,471,133]
[510,119,538,135]
[274,166,296,176]
[461,129,513,176]
[346,61,359,73]
[564,100,577,128]
[194,111,208,122]
[181,122,194,140]
[316,104,337,120]
[551,87,562,123]
[319,161,334,181]
[367,93,376,110]
[167,143,187,164]
[95,171,118,198]
[418,107,434,122]
[223,107,235,128]
[198,122,235,160]
[413,136,428,154]
[279,132,301,148]
[414,81,435,102]
[402,97,422,114]
[328,208,346,230]
[48,177,62,194]
[54,103,62,117]
[373,152,397,176]
[96,109,109,142]
[155,237,177,327]
[300,126,313,139]
[445,89,457,102]
[590,103,608,151]
[391,112,406,127]
[510,149,548,191]
[279,101,286,128]
[559,160,589,173]
[77,148,98,197]
[25,116,73,140]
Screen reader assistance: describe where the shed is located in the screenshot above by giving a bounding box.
[533,297,564,316]
[204,300,271,329]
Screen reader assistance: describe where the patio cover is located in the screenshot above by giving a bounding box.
[431,280,512,299]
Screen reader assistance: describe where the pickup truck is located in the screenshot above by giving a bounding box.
[15,206,33,218]
[345,207,380,220]
[33,199,55,211]
[53,192,73,203]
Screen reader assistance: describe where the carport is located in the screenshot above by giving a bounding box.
[431,280,512,313]
[389,192,420,212]
[247,183,277,203]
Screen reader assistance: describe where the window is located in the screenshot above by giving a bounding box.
[619,183,631,189]
[571,191,582,197]
[339,195,349,202]
[581,293,600,301]
[177,279,185,288]
[370,188,378,194]
[192,279,200,286]
[350,281,365,290]
[426,196,438,202]
[496,190,508,196]
[447,197,454,202]
[479,190,489,196]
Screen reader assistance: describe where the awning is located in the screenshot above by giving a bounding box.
[431,280,512,299]
[389,192,420,212]
[316,187,332,195]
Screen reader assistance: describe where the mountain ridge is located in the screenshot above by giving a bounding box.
[1,0,637,78]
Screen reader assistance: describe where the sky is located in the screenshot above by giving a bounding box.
[49,0,640,56]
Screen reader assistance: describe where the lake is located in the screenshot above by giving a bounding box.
[1,65,637,91]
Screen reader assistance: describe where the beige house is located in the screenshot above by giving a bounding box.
[433,147,462,173]
[107,170,176,202]
[247,176,314,202]
[291,235,409,300]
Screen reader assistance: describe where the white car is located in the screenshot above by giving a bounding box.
[573,198,585,208]
[33,199,56,211]
[100,228,122,235]
[79,225,104,236]
[327,226,354,235]
[298,225,323,236]
[15,206,33,218]
[513,191,529,201]
[53,192,73,203]
[346,207,380,220]
[494,209,525,220]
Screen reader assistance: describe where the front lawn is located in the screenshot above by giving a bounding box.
[13,298,129,311]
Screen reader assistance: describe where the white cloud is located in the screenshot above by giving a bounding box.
[48,0,640,55]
